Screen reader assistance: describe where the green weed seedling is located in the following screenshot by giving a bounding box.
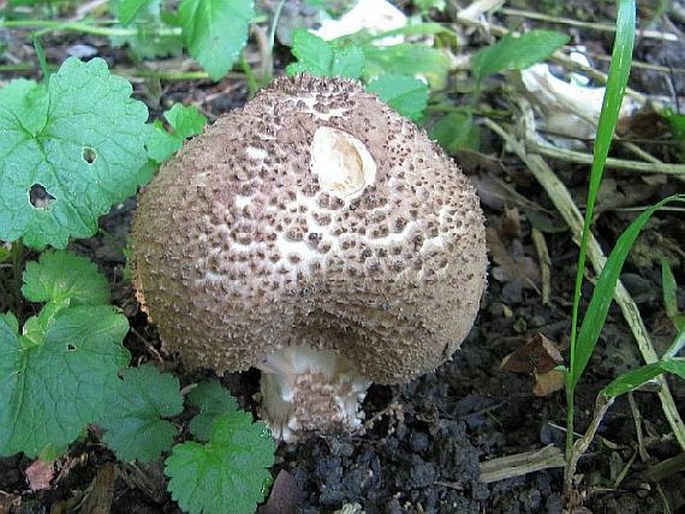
[0,251,275,514]
[661,257,685,331]
[430,28,569,153]
[559,0,685,495]
[2,0,255,81]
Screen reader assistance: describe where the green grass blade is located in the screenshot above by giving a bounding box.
[661,257,685,330]
[571,194,685,388]
[568,0,636,385]
[601,362,664,398]
[663,327,685,360]
[661,358,685,380]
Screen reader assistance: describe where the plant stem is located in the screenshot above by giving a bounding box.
[526,140,685,178]
[240,54,259,95]
[566,0,636,458]
[0,19,180,38]
[563,395,614,498]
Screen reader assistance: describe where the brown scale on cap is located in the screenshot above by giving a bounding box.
[131,75,487,439]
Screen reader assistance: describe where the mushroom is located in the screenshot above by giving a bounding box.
[130,75,487,441]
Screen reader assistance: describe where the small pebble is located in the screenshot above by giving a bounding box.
[67,44,98,59]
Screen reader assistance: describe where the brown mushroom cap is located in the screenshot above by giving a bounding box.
[130,75,487,384]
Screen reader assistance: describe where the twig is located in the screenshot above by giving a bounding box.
[526,139,685,178]
[500,7,679,42]
[612,448,637,488]
[563,395,614,495]
[482,106,685,455]
[628,391,650,461]
[479,444,566,483]
[531,228,551,305]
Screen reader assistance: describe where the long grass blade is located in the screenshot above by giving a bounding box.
[572,194,685,388]
[568,0,636,386]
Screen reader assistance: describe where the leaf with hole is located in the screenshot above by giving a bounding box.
[0,57,149,249]
[0,305,130,458]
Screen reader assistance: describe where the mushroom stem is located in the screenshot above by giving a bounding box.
[256,346,372,442]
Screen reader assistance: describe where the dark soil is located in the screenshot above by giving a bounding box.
[1,1,685,513]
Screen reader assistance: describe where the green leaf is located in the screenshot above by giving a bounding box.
[664,328,685,359]
[99,364,184,462]
[166,411,275,514]
[571,194,685,388]
[21,250,110,305]
[147,104,207,163]
[661,358,685,380]
[661,256,685,331]
[0,305,130,458]
[110,0,184,60]
[361,23,455,43]
[568,0,636,390]
[117,0,156,24]
[366,74,428,120]
[413,0,446,11]
[0,57,150,250]
[178,0,255,81]
[429,111,480,153]
[601,362,664,398]
[22,301,70,348]
[471,30,570,85]
[287,30,364,79]
[188,381,238,442]
[362,43,452,89]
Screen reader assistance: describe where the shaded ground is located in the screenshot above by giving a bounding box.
[1,1,685,513]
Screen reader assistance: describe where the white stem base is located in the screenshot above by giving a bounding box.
[256,346,372,442]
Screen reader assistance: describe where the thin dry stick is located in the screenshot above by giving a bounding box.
[532,228,551,305]
[482,109,685,454]
[479,444,566,483]
[500,7,679,42]
[526,139,685,178]
[628,392,650,461]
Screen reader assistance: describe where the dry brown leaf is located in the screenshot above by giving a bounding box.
[501,334,565,397]
[258,469,302,514]
[532,369,566,397]
[487,227,540,303]
[501,333,563,375]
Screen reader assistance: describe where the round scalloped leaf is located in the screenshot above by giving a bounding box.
[165,411,275,514]
[0,57,149,249]
[0,304,131,458]
[22,250,110,305]
[100,364,184,462]
[187,380,238,442]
